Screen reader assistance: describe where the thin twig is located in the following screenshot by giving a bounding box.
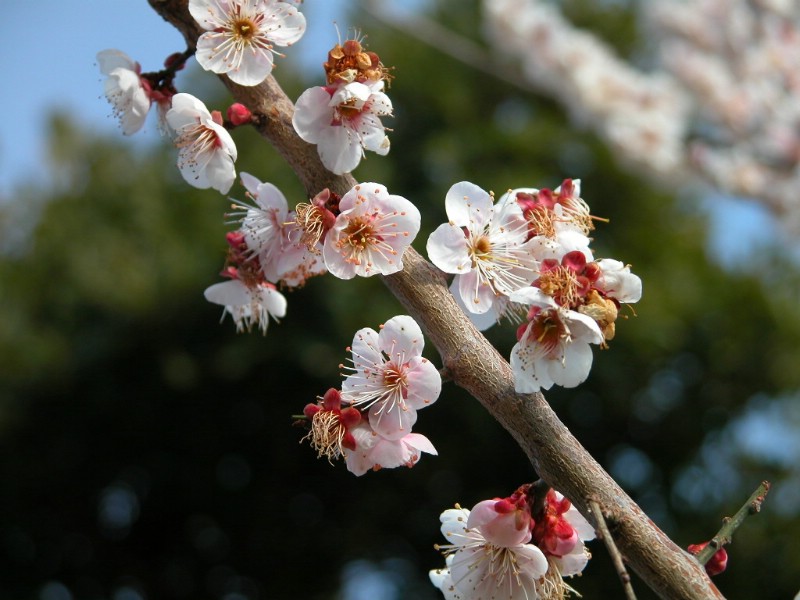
[696,481,771,565]
[589,500,637,600]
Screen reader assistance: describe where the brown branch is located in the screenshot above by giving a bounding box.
[146,1,725,598]
[590,499,638,600]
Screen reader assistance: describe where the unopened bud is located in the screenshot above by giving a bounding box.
[688,542,728,577]
[227,103,253,126]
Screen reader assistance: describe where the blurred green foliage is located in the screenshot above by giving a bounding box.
[1,1,799,599]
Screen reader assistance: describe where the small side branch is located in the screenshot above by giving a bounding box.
[589,500,637,600]
[696,481,771,565]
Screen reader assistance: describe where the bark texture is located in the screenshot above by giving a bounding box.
[147,1,725,597]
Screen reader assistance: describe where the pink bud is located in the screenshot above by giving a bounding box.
[227,103,253,126]
[468,500,532,547]
[688,542,728,577]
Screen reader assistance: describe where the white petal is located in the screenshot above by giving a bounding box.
[427,224,470,274]
[404,357,442,410]
[368,406,417,441]
[457,269,497,314]
[511,340,555,393]
[379,315,424,360]
[97,49,137,74]
[317,125,362,175]
[548,338,595,388]
[348,326,382,371]
[444,181,494,229]
[188,0,222,30]
[263,4,307,46]
[227,47,274,86]
[204,280,249,306]
[596,258,642,303]
[292,86,334,144]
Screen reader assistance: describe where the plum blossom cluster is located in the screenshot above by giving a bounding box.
[430,484,595,600]
[300,315,441,476]
[293,35,394,174]
[100,0,307,194]
[483,0,800,230]
[203,172,323,332]
[427,179,641,393]
[98,52,245,194]
[189,0,306,86]
[203,178,420,333]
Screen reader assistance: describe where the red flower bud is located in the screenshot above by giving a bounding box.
[227,103,253,126]
[688,542,728,577]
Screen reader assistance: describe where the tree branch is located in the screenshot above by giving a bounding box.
[590,499,638,600]
[147,1,725,597]
[696,481,770,566]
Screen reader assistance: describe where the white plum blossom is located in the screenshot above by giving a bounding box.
[204,279,286,335]
[166,93,238,193]
[342,315,441,440]
[236,172,326,287]
[97,49,151,135]
[323,183,420,279]
[344,422,437,476]
[509,287,603,393]
[189,0,306,86]
[427,181,538,315]
[430,504,549,600]
[292,81,392,174]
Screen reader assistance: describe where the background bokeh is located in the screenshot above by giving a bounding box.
[1,1,799,599]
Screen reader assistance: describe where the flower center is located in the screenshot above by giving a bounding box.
[537,264,581,308]
[525,205,557,238]
[303,410,347,464]
[343,216,376,251]
[382,364,408,398]
[531,310,567,358]
[232,18,257,43]
[469,234,493,265]
[295,203,326,250]
[336,98,363,122]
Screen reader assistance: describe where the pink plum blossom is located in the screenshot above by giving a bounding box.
[532,490,595,578]
[166,93,238,193]
[236,172,326,287]
[189,0,306,86]
[344,422,437,476]
[97,49,151,135]
[342,315,441,440]
[430,504,549,600]
[292,81,392,174]
[323,183,420,279]
[427,181,539,315]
